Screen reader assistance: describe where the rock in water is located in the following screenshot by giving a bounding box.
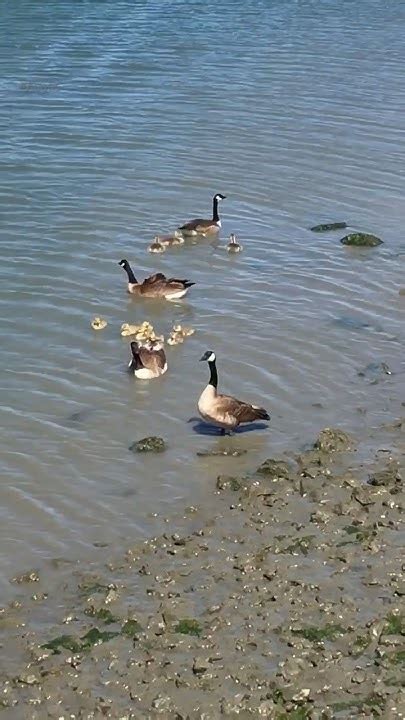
[340,233,383,247]
[310,222,347,232]
[129,436,166,453]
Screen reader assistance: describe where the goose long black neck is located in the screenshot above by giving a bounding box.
[212,196,220,222]
[124,261,137,284]
[208,358,218,389]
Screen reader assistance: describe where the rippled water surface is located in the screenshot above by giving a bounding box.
[1,0,405,597]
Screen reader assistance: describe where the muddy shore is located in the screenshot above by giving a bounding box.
[1,423,404,719]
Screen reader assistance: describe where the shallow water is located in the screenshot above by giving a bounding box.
[1,0,405,598]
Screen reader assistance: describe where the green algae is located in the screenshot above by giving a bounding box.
[284,535,316,556]
[332,693,384,714]
[42,627,120,655]
[121,619,142,638]
[42,634,82,655]
[291,623,346,643]
[338,524,376,545]
[353,634,371,655]
[84,607,119,624]
[276,709,310,720]
[80,627,119,649]
[384,613,404,635]
[175,619,202,637]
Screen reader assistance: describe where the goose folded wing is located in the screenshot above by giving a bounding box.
[138,347,166,371]
[216,395,268,423]
[143,272,167,284]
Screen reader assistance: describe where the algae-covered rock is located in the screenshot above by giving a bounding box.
[175,618,202,637]
[216,475,244,491]
[129,436,166,453]
[340,232,383,247]
[358,362,392,382]
[314,427,354,453]
[121,619,142,638]
[256,458,292,479]
[311,222,347,233]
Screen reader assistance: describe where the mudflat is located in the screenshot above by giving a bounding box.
[1,422,404,719]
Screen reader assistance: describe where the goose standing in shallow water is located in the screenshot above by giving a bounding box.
[198,351,270,434]
[128,340,167,379]
[178,193,226,236]
[118,259,195,300]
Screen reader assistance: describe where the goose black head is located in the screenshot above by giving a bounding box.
[118,259,128,268]
[214,193,226,202]
[200,350,216,362]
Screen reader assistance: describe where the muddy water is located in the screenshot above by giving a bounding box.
[1,0,405,599]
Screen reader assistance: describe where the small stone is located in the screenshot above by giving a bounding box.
[129,436,166,453]
[17,673,39,685]
[351,669,366,684]
[292,688,311,702]
[151,695,173,712]
[340,232,383,247]
[193,656,209,675]
[257,699,276,716]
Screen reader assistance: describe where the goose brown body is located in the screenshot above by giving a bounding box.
[119,259,194,300]
[128,341,167,379]
[198,351,270,433]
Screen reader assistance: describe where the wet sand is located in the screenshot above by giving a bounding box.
[0,423,404,719]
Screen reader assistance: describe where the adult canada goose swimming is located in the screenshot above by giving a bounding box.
[198,350,270,434]
[178,193,226,236]
[128,340,167,379]
[227,233,243,253]
[118,259,195,300]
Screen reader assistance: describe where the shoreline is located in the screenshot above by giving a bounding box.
[1,423,404,719]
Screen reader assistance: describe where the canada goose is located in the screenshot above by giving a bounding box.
[178,193,226,236]
[227,233,243,253]
[198,350,270,434]
[118,259,195,300]
[128,340,167,379]
[156,231,185,247]
[148,239,166,254]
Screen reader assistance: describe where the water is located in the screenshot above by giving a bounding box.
[1,0,405,598]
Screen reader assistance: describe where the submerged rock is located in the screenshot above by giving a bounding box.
[310,221,347,232]
[340,232,383,247]
[256,458,292,479]
[216,475,244,491]
[314,427,354,453]
[129,436,166,453]
[358,362,392,383]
